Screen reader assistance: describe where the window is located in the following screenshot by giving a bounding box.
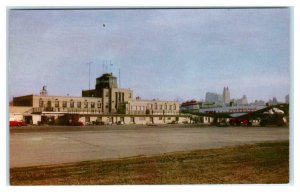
[84,101,88,108]
[62,101,67,108]
[119,93,121,101]
[97,101,101,108]
[169,105,172,110]
[154,103,157,110]
[70,100,74,108]
[77,102,81,108]
[55,100,59,108]
[160,105,163,110]
[39,99,43,107]
[47,101,51,108]
[173,104,176,110]
[91,102,95,108]
[164,104,167,110]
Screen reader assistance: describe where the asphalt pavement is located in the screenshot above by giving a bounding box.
[10,124,289,168]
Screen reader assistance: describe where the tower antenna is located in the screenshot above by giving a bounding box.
[102,61,104,74]
[105,60,108,73]
[119,68,121,87]
[110,60,113,74]
[87,62,93,90]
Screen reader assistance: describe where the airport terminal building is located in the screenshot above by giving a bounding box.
[11,73,190,125]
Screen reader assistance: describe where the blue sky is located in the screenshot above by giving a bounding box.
[8,8,290,102]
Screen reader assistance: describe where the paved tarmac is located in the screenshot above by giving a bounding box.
[10,124,289,168]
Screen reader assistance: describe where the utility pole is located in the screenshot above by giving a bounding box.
[119,68,121,88]
[110,60,113,74]
[87,61,93,90]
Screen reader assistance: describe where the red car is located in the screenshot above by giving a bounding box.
[69,121,83,126]
[229,118,250,126]
[9,121,27,127]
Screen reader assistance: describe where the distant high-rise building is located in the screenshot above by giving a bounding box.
[217,94,223,103]
[254,100,266,106]
[236,95,248,106]
[268,97,278,106]
[205,92,223,103]
[205,92,216,102]
[285,94,289,104]
[223,86,230,105]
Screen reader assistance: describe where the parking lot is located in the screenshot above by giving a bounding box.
[10,124,289,168]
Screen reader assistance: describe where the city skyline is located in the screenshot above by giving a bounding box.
[9,8,290,102]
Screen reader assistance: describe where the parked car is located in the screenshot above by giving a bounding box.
[117,121,125,125]
[9,121,27,127]
[94,121,105,125]
[85,122,93,126]
[229,118,251,126]
[69,121,83,126]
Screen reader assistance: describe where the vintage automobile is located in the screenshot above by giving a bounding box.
[9,120,27,127]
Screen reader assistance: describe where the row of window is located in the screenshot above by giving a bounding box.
[131,104,177,111]
[39,99,102,109]
[138,117,172,121]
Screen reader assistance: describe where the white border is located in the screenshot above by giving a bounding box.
[1,1,298,192]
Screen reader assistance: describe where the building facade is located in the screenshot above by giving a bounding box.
[11,73,188,125]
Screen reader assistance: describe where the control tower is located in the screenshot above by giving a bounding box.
[82,73,120,97]
[96,73,118,89]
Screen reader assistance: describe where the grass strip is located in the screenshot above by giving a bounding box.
[10,141,289,185]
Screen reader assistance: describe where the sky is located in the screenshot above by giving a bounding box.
[8,8,291,102]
